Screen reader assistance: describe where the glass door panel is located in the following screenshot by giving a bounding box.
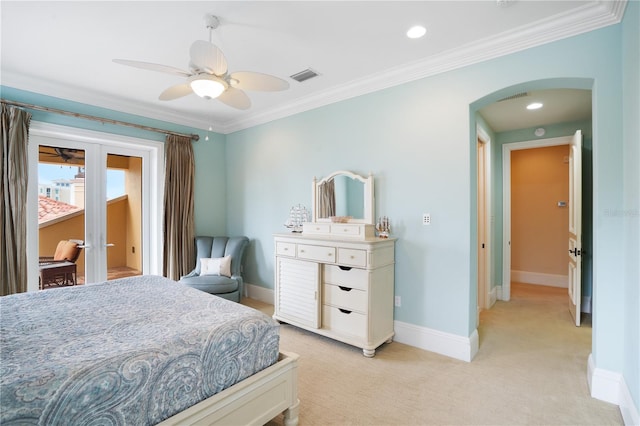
[37,145,87,286]
[30,124,161,292]
[105,153,142,281]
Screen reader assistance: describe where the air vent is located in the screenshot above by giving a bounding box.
[497,92,529,102]
[290,68,320,83]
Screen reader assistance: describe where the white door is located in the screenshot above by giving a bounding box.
[84,144,148,283]
[477,138,488,323]
[28,123,163,291]
[568,130,583,326]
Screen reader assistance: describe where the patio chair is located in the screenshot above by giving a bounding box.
[39,239,83,289]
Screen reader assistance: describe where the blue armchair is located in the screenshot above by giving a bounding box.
[179,236,249,302]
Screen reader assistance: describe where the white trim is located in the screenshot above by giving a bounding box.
[245,284,479,362]
[510,270,568,288]
[489,286,498,308]
[586,353,640,425]
[393,321,479,362]
[28,122,164,289]
[477,125,493,312]
[581,296,592,314]
[245,283,275,305]
[588,353,622,404]
[619,375,640,426]
[2,2,624,134]
[502,136,573,302]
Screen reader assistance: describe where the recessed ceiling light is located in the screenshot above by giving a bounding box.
[407,25,426,39]
[527,102,543,110]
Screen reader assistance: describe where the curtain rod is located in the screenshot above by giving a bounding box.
[1,99,200,142]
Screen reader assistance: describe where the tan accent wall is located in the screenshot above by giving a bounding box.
[125,156,142,271]
[107,197,128,268]
[511,145,569,276]
[39,197,132,278]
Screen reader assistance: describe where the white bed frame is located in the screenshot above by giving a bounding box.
[159,351,300,426]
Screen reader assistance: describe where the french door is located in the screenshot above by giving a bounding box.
[27,123,164,291]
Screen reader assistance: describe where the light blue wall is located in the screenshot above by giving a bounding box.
[0,87,227,236]
[621,0,640,413]
[226,22,633,376]
[3,8,637,412]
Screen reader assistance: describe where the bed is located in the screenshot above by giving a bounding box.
[0,275,299,425]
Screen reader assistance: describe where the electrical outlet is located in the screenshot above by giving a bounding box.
[422,213,431,225]
[395,296,401,307]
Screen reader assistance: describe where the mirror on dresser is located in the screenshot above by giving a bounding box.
[303,171,375,239]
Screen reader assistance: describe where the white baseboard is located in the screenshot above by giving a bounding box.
[489,286,497,308]
[511,270,568,288]
[619,375,640,426]
[497,285,504,301]
[244,282,274,304]
[246,283,481,363]
[587,353,640,425]
[582,295,592,314]
[394,321,478,362]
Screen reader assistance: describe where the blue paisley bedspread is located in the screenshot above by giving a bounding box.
[0,275,280,425]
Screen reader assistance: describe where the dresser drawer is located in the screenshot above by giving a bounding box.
[330,224,361,236]
[323,283,367,313]
[297,244,336,263]
[303,223,331,234]
[322,305,367,338]
[323,264,368,291]
[276,241,296,257]
[337,248,367,267]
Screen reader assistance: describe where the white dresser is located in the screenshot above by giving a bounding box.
[273,232,396,357]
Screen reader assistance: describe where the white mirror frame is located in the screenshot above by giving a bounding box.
[311,170,374,225]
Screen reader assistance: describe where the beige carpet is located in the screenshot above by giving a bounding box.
[244,283,622,425]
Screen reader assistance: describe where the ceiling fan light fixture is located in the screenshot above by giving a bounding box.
[190,75,226,99]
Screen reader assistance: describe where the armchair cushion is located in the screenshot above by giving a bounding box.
[199,256,231,277]
[179,236,249,302]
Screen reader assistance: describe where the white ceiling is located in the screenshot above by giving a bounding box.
[0,1,625,134]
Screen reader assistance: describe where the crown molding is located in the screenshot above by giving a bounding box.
[222,0,626,133]
[1,72,227,133]
[3,1,626,135]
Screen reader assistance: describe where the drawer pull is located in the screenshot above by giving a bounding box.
[328,252,333,256]
[300,249,305,253]
[338,266,352,271]
[283,247,289,251]
[339,308,352,314]
[338,286,352,292]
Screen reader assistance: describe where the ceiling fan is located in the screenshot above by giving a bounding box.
[113,14,289,110]
[39,147,85,164]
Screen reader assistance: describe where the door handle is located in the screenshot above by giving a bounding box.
[105,243,115,248]
[569,248,581,256]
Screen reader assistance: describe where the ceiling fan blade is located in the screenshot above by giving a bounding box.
[217,87,251,110]
[190,40,227,76]
[230,71,290,91]
[113,59,191,77]
[159,83,193,101]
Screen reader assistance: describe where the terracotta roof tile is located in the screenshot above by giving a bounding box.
[38,195,82,223]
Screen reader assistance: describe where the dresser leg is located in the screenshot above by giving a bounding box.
[362,348,375,358]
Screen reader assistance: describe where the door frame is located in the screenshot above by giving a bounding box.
[501,135,572,301]
[27,122,164,291]
[476,125,492,319]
